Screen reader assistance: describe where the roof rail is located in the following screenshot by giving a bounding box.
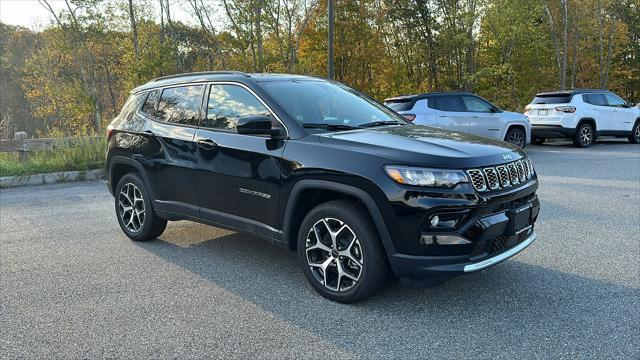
[150,71,250,82]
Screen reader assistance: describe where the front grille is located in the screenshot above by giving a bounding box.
[515,161,526,182]
[496,165,511,188]
[467,169,487,191]
[483,168,499,190]
[507,163,519,185]
[466,157,535,192]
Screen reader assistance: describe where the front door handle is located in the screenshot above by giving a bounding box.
[141,130,155,137]
[438,115,448,118]
[196,138,218,150]
[471,116,480,118]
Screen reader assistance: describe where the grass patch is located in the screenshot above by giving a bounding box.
[0,138,106,177]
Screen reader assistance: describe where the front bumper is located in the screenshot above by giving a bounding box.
[381,181,540,285]
[531,125,575,139]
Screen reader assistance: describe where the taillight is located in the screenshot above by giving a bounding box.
[106,127,113,139]
[524,104,532,111]
[555,106,576,113]
[403,114,416,121]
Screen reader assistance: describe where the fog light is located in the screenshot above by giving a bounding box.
[419,234,471,245]
[430,215,440,227]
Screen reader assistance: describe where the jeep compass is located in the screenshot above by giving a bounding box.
[106,71,540,303]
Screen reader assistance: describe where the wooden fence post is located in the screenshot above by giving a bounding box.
[14,131,28,164]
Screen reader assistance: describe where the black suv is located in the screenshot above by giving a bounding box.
[106,72,540,303]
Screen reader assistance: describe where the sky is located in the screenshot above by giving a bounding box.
[0,0,196,30]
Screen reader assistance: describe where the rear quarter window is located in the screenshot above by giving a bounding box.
[384,100,415,112]
[531,94,572,104]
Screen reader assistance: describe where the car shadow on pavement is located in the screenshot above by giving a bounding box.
[135,224,640,358]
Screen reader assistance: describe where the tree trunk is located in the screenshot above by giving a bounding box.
[560,0,569,90]
[128,0,140,64]
[254,2,264,72]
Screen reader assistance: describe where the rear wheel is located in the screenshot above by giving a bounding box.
[629,121,640,144]
[297,200,389,303]
[504,127,526,148]
[115,173,167,241]
[573,123,595,148]
[531,136,545,145]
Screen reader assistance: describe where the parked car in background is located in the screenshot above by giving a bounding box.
[106,72,540,303]
[525,89,640,147]
[384,92,530,148]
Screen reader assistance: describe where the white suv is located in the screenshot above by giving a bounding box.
[525,89,640,147]
[384,92,531,147]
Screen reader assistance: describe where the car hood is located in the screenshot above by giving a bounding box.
[318,125,526,168]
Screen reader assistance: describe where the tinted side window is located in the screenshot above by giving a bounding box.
[462,96,493,112]
[583,94,607,106]
[432,96,465,112]
[157,85,204,125]
[604,93,626,107]
[140,90,159,117]
[205,84,271,132]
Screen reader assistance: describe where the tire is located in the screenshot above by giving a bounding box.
[531,136,545,146]
[297,200,389,303]
[572,122,595,148]
[504,127,526,148]
[115,172,167,241]
[629,121,640,144]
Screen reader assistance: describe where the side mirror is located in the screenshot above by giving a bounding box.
[491,106,501,113]
[237,115,284,137]
[625,101,634,108]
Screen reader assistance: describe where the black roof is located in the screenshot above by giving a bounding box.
[535,89,611,97]
[384,92,475,102]
[132,71,323,93]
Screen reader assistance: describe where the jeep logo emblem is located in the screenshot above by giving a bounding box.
[501,153,513,160]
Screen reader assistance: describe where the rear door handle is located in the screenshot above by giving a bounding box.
[471,116,480,118]
[141,130,155,136]
[438,115,448,118]
[196,138,218,149]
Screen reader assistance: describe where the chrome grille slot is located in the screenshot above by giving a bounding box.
[516,161,526,182]
[507,163,519,185]
[483,168,499,190]
[496,165,511,187]
[467,158,533,192]
[466,169,487,191]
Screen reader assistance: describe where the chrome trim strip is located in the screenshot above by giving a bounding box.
[463,231,537,272]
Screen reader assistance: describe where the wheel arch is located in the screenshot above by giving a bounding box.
[281,180,393,252]
[577,117,597,131]
[504,123,527,140]
[108,156,154,199]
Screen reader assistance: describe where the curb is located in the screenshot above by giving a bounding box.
[0,169,105,188]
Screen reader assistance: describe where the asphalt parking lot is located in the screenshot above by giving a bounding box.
[1,140,638,359]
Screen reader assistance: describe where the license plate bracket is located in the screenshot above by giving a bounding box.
[507,205,532,235]
[538,109,548,116]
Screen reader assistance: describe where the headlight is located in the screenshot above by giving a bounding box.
[384,165,468,188]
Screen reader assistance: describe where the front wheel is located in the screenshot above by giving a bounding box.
[297,200,389,303]
[504,127,526,148]
[573,123,595,148]
[629,121,640,144]
[115,173,167,241]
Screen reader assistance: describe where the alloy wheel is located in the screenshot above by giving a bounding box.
[508,130,525,147]
[118,183,145,233]
[579,126,593,145]
[305,218,363,292]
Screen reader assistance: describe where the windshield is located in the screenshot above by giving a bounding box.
[260,80,407,128]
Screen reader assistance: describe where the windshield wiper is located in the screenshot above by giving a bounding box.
[358,120,404,128]
[302,123,360,131]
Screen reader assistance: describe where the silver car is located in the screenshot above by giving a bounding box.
[384,92,531,147]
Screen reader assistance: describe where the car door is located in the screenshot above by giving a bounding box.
[582,93,611,129]
[604,93,636,131]
[137,85,203,217]
[463,95,502,140]
[430,95,469,133]
[194,83,286,237]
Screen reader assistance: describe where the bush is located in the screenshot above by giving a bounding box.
[0,138,106,177]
